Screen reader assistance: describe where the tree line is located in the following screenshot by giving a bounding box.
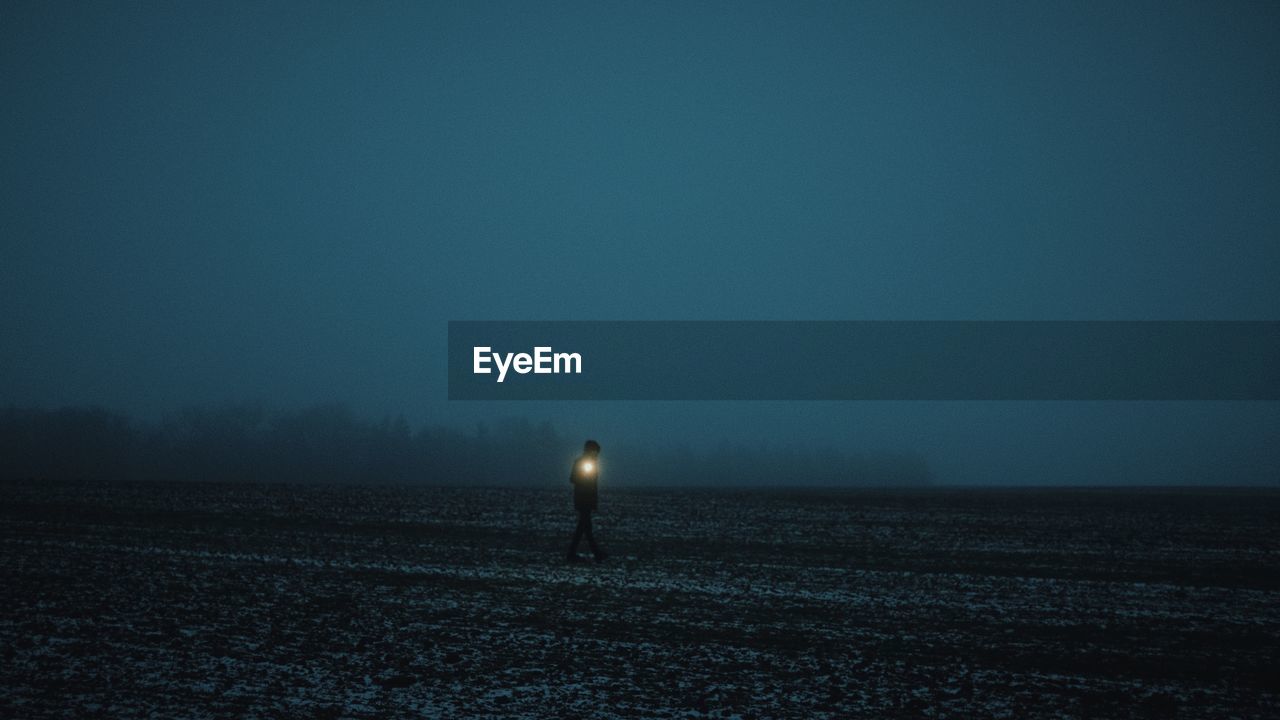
[0,405,931,487]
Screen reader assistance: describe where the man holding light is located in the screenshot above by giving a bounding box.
[566,439,607,563]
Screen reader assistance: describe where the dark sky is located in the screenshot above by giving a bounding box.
[3,1,1278,484]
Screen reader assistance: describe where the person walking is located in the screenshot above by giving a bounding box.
[566,440,607,563]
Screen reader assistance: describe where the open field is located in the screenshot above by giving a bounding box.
[2,480,1278,718]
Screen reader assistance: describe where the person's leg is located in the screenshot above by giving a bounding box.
[583,507,596,550]
[567,511,587,559]
[583,511,604,560]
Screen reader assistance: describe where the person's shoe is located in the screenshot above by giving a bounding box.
[565,554,583,564]
[594,551,608,564]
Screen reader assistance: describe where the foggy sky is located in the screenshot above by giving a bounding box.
[2,1,1278,484]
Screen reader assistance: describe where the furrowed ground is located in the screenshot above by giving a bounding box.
[2,481,1277,718]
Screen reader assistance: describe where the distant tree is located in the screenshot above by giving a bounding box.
[0,405,932,487]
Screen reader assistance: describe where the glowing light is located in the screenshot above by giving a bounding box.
[582,461,594,473]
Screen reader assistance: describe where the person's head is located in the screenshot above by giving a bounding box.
[583,439,600,457]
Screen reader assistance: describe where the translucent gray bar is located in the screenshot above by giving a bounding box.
[448,321,1280,401]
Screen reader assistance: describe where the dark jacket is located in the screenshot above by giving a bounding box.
[570,454,599,512]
